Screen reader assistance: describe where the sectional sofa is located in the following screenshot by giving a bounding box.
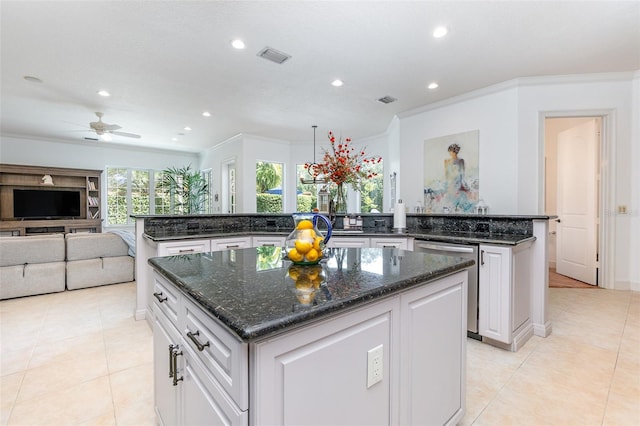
[0,232,134,300]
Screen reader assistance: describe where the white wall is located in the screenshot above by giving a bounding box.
[398,84,520,214]
[1,136,199,171]
[395,72,637,290]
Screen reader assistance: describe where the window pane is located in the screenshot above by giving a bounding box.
[154,171,171,214]
[296,164,318,212]
[201,169,212,214]
[131,170,150,216]
[360,160,383,213]
[107,168,128,225]
[256,161,283,213]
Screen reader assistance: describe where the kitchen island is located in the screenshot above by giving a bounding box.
[149,247,473,425]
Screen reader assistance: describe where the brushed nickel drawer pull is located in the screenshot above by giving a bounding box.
[178,248,195,253]
[168,344,175,378]
[226,244,240,248]
[153,292,167,303]
[186,330,210,352]
[171,347,183,386]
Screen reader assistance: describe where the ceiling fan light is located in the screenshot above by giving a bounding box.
[101,133,112,141]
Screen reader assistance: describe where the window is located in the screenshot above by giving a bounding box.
[106,167,212,225]
[360,160,383,213]
[256,161,283,213]
[296,164,318,212]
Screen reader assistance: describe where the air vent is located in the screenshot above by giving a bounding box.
[84,137,99,141]
[377,96,397,104]
[257,47,291,64]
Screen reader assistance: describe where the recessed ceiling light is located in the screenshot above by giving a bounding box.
[433,26,448,38]
[23,76,42,83]
[184,126,192,131]
[202,111,211,117]
[331,79,344,87]
[97,90,111,97]
[231,39,245,49]
[428,82,439,90]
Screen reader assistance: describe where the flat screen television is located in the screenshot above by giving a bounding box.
[13,189,81,219]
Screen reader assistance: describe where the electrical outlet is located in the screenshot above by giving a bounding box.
[618,205,628,215]
[367,344,383,388]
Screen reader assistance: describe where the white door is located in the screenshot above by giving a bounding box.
[556,119,598,285]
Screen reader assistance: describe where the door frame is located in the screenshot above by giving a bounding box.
[539,109,616,289]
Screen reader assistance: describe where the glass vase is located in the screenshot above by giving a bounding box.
[335,183,347,214]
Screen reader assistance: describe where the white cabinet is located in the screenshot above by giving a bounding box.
[211,237,251,252]
[251,235,285,247]
[370,237,412,250]
[329,236,413,249]
[327,236,369,248]
[251,271,467,426]
[152,274,249,426]
[399,274,466,425]
[157,239,211,256]
[478,242,533,351]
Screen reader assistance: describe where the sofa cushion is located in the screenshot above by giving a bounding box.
[65,233,129,261]
[66,256,134,290]
[0,262,66,299]
[0,234,65,267]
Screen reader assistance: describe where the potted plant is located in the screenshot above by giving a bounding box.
[161,165,208,214]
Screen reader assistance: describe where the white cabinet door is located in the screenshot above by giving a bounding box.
[211,237,251,252]
[182,347,248,426]
[154,309,181,426]
[157,239,211,256]
[399,271,466,426]
[370,237,410,249]
[326,236,369,248]
[478,243,533,347]
[252,300,395,425]
[251,236,285,247]
[478,245,512,344]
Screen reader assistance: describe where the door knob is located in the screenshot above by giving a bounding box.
[556,219,561,223]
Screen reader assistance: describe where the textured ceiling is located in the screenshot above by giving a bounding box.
[1,1,638,152]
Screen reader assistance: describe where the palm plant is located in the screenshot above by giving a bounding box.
[161,165,209,214]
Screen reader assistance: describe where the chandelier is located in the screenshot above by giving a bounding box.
[299,125,327,185]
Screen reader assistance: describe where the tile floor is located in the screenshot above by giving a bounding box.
[1,282,638,425]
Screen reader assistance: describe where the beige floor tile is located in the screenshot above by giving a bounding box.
[28,329,106,369]
[603,390,640,426]
[16,348,109,403]
[77,410,117,426]
[8,376,113,425]
[0,372,23,425]
[109,362,153,406]
[0,348,32,377]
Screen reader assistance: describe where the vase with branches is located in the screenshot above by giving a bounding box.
[304,131,382,213]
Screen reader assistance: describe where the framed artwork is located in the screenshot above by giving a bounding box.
[424,130,479,213]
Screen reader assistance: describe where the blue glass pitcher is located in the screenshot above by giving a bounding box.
[284,213,332,265]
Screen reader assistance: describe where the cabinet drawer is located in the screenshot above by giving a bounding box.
[153,275,181,325]
[251,236,285,247]
[326,237,369,248]
[182,297,249,410]
[211,237,251,252]
[157,239,210,256]
[370,237,409,249]
[182,343,248,426]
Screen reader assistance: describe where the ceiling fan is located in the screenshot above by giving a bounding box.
[88,112,141,141]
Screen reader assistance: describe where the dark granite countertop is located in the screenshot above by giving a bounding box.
[144,229,534,246]
[149,247,474,341]
[411,232,536,246]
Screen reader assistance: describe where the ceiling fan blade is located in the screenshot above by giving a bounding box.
[104,124,122,131]
[111,131,141,139]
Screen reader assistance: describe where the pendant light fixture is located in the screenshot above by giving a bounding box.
[300,125,327,185]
